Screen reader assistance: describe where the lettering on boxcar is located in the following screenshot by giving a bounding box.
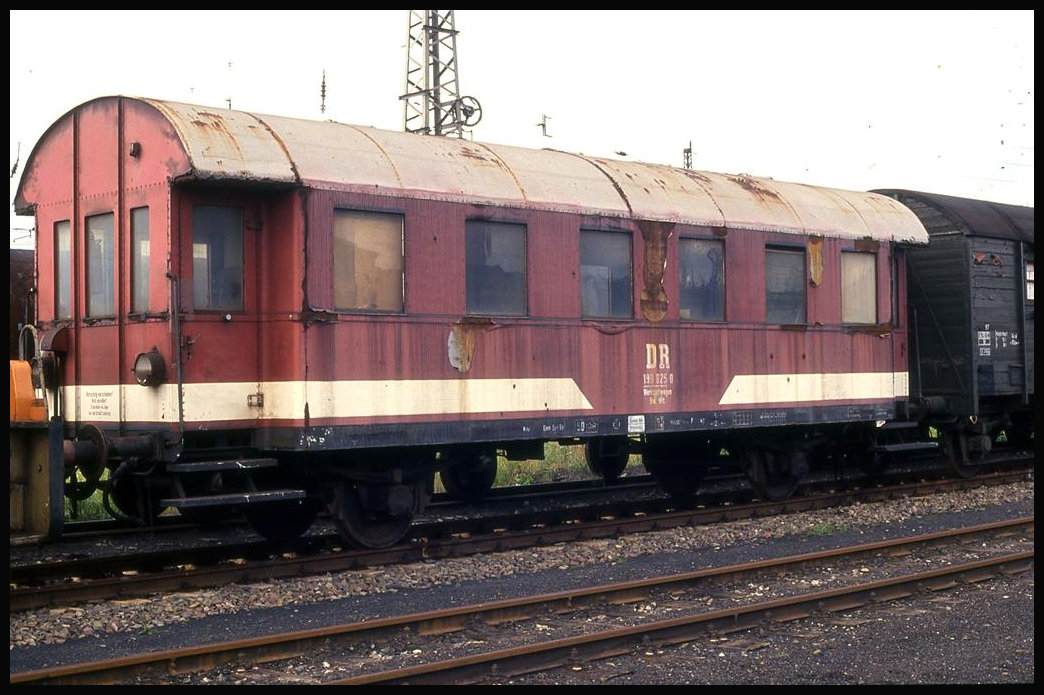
[645,342,671,369]
[642,342,674,405]
[574,419,599,433]
[85,388,116,419]
[978,329,992,356]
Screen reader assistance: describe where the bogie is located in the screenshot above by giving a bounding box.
[440,448,498,500]
[327,480,420,549]
[641,434,714,500]
[584,438,631,485]
[744,448,806,502]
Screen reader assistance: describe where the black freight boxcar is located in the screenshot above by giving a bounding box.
[875,189,1034,456]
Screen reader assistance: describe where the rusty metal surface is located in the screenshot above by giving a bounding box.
[10,96,931,436]
[638,220,672,321]
[145,100,298,184]
[134,97,927,244]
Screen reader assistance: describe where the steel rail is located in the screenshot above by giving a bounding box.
[10,517,1033,685]
[10,468,1031,612]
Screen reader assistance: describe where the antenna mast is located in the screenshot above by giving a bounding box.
[400,10,482,137]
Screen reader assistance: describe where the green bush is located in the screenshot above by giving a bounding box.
[495,442,644,487]
[64,488,107,521]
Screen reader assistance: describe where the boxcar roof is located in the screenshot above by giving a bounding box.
[873,189,1033,246]
[17,96,929,244]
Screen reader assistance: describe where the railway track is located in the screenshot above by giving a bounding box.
[49,475,657,538]
[16,445,1029,551]
[10,461,1032,612]
[11,517,1033,685]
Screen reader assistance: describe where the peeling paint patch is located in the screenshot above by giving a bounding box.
[855,237,880,253]
[808,235,824,287]
[448,318,494,372]
[973,252,1003,266]
[639,220,673,322]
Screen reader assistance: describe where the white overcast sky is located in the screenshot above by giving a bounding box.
[9,10,1034,248]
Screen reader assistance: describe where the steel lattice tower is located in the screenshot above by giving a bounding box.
[400,10,481,137]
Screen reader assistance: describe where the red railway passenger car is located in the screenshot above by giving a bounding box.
[13,96,929,546]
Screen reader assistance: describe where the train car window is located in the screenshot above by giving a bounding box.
[765,246,805,324]
[580,230,632,318]
[333,210,404,312]
[679,238,724,321]
[466,220,527,316]
[192,205,244,311]
[1027,260,1035,302]
[841,251,877,324]
[130,207,150,314]
[55,220,72,319]
[86,212,116,317]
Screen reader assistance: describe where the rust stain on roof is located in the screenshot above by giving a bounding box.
[723,173,785,204]
[189,111,244,160]
[112,98,930,245]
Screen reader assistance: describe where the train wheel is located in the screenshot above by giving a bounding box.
[642,439,708,500]
[943,430,985,479]
[584,438,630,484]
[745,448,803,501]
[244,499,319,545]
[107,474,166,525]
[440,450,497,500]
[330,481,414,549]
[64,471,101,503]
[1003,413,1034,448]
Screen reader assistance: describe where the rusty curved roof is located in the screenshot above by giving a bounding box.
[25,96,931,244]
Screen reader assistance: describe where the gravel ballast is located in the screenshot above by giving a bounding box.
[10,479,1034,684]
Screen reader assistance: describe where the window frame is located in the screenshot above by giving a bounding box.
[331,208,405,314]
[130,206,151,315]
[764,245,806,325]
[191,204,245,312]
[840,250,878,325]
[85,212,116,318]
[54,219,72,320]
[1026,258,1035,303]
[465,219,528,317]
[678,236,725,322]
[579,228,633,319]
